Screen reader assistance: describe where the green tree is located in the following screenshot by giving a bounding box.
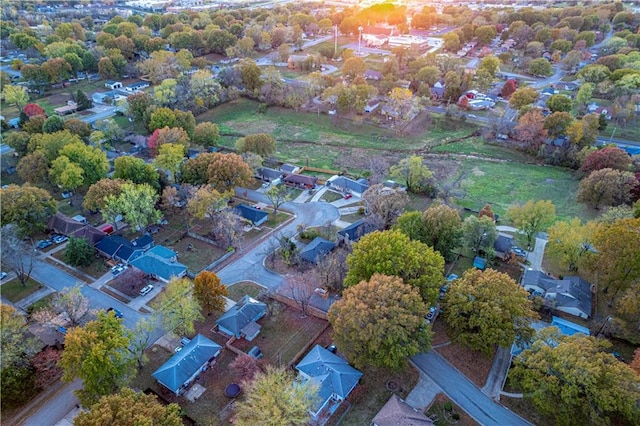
[234,366,316,426]
[546,218,598,272]
[443,32,461,52]
[389,155,434,194]
[189,69,221,109]
[509,87,538,111]
[528,58,553,77]
[58,141,109,187]
[264,185,291,215]
[239,59,262,92]
[342,56,366,79]
[104,183,161,232]
[345,230,444,305]
[443,268,537,356]
[63,237,94,267]
[404,203,463,261]
[475,26,497,46]
[83,178,125,212]
[478,55,500,77]
[75,89,92,111]
[0,184,56,236]
[50,156,84,192]
[543,112,574,138]
[236,133,276,157]
[193,122,219,148]
[17,151,49,185]
[113,156,159,190]
[4,132,31,157]
[154,277,204,336]
[2,84,29,109]
[462,215,497,257]
[75,388,182,426]
[546,94,573,113]
[193,271,228,315]
[329,274,431,370]
[507,200,556,247]
[154,143,184,182]
[28,130,82,162]
[510,328,640,425]
[575,82,594,109]
[59,311,135,406]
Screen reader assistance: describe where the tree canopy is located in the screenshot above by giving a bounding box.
[0,184,56,236]
[345,230,444,305]
[153,277,204,336]
[507,200,556,247]
[193,271,228,315]
[328,274,431,370]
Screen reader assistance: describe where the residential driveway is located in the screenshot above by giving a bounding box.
[412,351,531,426]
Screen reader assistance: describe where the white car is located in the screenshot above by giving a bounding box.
[139,284,154,296]
[111,264,126,276]
[0,272,7,281]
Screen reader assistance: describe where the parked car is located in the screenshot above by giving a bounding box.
[0,272,7,281]
[248,346,263,359]
[139,284,154,296]
[107,307,123,319]
[344,193,353,199]
[425,306,437,321]
[37,239,53,250]
[61,191,74,199]
[111,264,126,276]
[53,235,68,244]
[325,344,337,353]
[512,247,527,257]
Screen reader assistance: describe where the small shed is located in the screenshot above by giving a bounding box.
[473,256,487,270]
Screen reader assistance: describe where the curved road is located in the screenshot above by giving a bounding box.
[217,188,340,289]
[412,352,531,426]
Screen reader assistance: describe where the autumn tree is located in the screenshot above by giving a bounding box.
[64,237,95,267]
[0,184,56,236]
[187,185,232,223]
[329,274,431,370]
[206,152,254,192]
[193,271,228,315]
[501,79,517,99]
[127,92,154,122]
[345,230,444,305]
[543,111,574,139]
[546,218,598,272]
[389,155,434,194]
[154,277,204,336]
[443,268,538,356]
[509,87,538,111]
[147,126,189,155]
[154,143,185,182]
[75,388,182,426]
[59,311,136,406]
[362,184,409,229]
[462,215,498,256]
[511,109,547,153]
[236,133,276,157]
[510,328,640,425]
[478,204,495,221]
[546,94,573,113]
[342,56,366,79]
[238,59,262,92]
[2,84,29,110]
[580,147,632,176]
[577,168,636,209]
[83,178,126,212]
[234,366,316,426]
[264,185,291,215]
[17,151,48,185]
[193,122,219,148]
[32,286,91,327]
[507,200,556,247]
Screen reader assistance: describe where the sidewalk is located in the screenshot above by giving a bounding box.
[15,286,55,310]
[405,372,442,411]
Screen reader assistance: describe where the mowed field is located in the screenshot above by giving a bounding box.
[198,99,596,222]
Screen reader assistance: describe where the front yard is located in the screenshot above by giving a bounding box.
[0,278,44,303]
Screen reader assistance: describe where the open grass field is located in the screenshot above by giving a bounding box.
[452,159,595,222]
[430,137,534,162]
[0,278,43,302]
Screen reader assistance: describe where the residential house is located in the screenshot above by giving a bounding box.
[326,176,370,197]
[396,79,411,89]
[256,167,283,182]
[296,345,362,420]
[364,70,383,81]
[71,225,106,246]
[280,164,300,175]
[553,82,579,91]
[216,295,267,341]
[53,100,78,115]
[431,80,446,100]
[95,235,148,264]
[47,212,87,236]
[152,334,222,395]
[104,80,122,90]
[468,99,495,110]
[131,234,154,251]
[125,81,150,92]
[130,246,187,282]
[494,234,514,260]
[380,104,401,120]
[364,99,380,113]
[372,394,434,426]
[284,174,318,189]
[299,237,336,264]
[235,204,268,226]
[337,219,377,243]
[522,269,592,318]
[511,316,589,356]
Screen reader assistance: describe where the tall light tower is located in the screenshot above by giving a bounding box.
[358,26,363,56]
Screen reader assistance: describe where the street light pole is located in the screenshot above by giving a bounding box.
[358,26,363,56]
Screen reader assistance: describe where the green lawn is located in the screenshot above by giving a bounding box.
[226,281,264,301]
[453,159,595,222]
[1,278,43,303]
[320,190,344,203]
[430,137,534,162]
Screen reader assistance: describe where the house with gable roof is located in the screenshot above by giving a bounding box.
[152,334,222,395]
[326,175,370,197]
[47,212,86,236]
[130,245,187,283]
[337,219,377,243]
[372,394,434,426]
[299,237,336,264]
[215,295,267,341]
[235,204,268,226]
[522,269,592,318]
[295,345,362,420]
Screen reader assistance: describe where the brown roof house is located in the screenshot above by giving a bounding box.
[373,394,434,426]
[48,213,86,236]
[283,174,318,189]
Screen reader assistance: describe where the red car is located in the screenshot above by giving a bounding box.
[344,193,352,199]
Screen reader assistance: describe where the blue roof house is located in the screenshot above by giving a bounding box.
[299,237,336,264]
[236,204,268,226]
[337,219,377,243]
[296,345,362,419]
[130,245,187,283]
[216,295,267,341]
[152,334,222,395]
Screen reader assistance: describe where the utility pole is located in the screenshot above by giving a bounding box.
[358,26,363,56]
[334,25,338,59]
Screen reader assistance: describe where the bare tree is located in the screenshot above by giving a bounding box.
[1,225,35,286]
[362,184,409,229]
[130,318,154,370]
[32,285,91,327]
[316,247,349,293]
[286,272,318,317]
[368,156,389,185]
[230,353,261,380]
[211,209,244,249]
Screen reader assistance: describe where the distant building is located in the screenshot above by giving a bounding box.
[326,175,369,197]
[104,80,123,90]
[522,269,592,319]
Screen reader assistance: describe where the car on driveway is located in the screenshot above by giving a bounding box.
[111,264,126,276]
[52,235,68,244]
[426,306,437,321]
[0,272,7,281]
[512,247,527,258]
[344,193,352,199]
[139,284,154,296]
[36,239,53,250]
